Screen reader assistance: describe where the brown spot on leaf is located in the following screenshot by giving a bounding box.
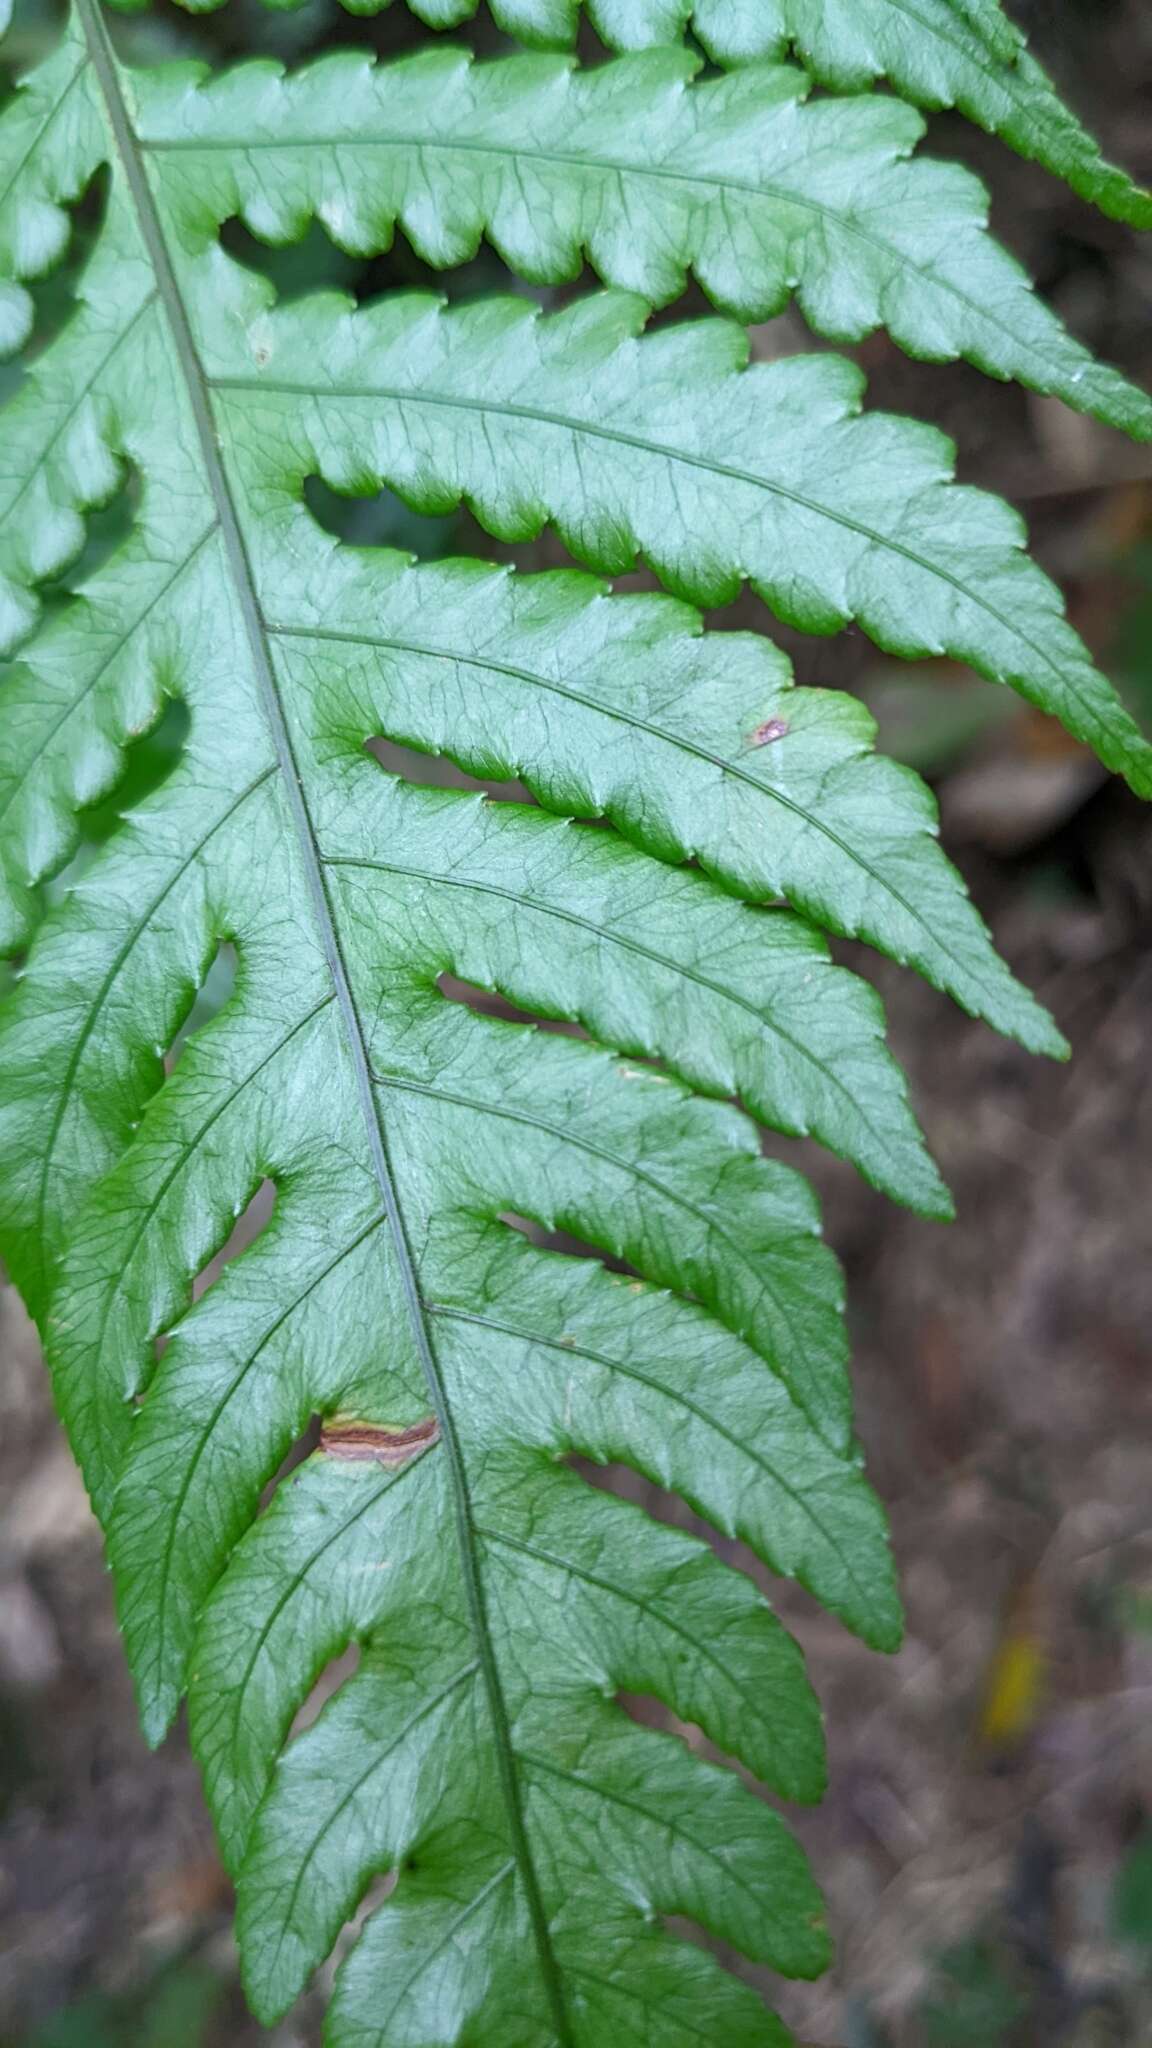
[749,717,790,747]
[320,1415,440,1468]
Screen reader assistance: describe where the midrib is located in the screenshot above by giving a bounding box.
[72,4,571,2035]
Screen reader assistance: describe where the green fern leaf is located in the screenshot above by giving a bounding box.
[135,46,1152,435]
[0,24,99,411]
[1,6,1149,2043]
[563,0,1152,234]
[187,275,1151,798]
[145,0,1152,228]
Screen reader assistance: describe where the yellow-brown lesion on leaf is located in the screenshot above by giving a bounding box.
[319,1415,440,1467]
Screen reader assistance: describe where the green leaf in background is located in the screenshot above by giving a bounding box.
[24,1962,225,2048]
[1114,1832,1152,1954]
[918,1938,1029,2046]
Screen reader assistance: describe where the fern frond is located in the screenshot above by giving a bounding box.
[189,276,1151,798]
[137,0,1152,228]
[0,20,895,2034]
[572,0,1152,236]
[1,5,1148,2042]
[0,24,92,336]
[134,47,1152,436]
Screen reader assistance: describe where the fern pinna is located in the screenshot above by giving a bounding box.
[0,0,1148,2039]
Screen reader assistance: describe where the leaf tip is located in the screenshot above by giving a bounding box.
[923,1181,958,1225]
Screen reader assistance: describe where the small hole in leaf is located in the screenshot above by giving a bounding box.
[220,215,363,304]
[305,474,458,558]
[340,1869,398,1957]
[660,1911,745,1978]
[103,0,351,65]
[615,1688,716,1759]
[191,1177,278,1304]
[61,462,141,592]
[163,939,237,1076]
[499,1212,640,1279]
[219,206,574,310]
[576,1460,776,1601]
[33,459,143,632]
[0,165,109,390]
[44,697,190,913]
[449,504,608,580]
[364,735,534,804]
[259,1413,323,1513]
[303,473,590,580]
[436,973,587,1040]
[289,1640,361,1741]
[150,1177,277,1367]
[86,694,190,840]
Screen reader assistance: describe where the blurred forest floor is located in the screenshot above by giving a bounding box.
[2,0,1152,2043]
